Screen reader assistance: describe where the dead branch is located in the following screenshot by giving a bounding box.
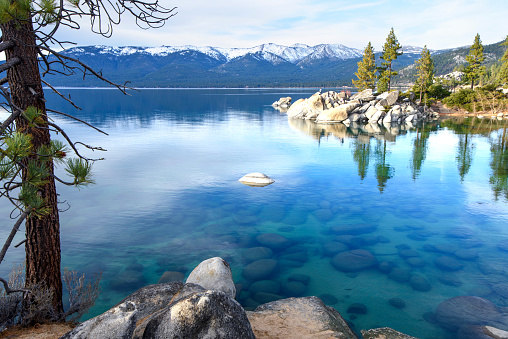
[0,57,21,73]
[41,79,82,110]
[0,208,30,265]
[46,108,108,135]
[0,277,30,296]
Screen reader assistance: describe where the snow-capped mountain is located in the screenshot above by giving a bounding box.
[46,42,451,88]
[68,43,362,65]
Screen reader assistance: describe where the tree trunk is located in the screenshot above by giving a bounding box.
[387,63,392,92]
[1,19,63,316]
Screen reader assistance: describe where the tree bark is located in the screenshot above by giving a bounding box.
[1,18,63,315]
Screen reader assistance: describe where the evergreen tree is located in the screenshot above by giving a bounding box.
[378,28,403,92]
[464,33,486,89]
[0,0,174,321]
[499,35,508,85]
[353,42,377,91]
[413,46,435,104]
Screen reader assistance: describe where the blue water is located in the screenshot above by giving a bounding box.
[2,88,508,338]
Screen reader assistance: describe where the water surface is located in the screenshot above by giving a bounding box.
[1,88,508,338]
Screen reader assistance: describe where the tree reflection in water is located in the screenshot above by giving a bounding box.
[289,116,508,199]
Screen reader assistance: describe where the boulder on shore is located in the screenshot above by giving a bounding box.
[185,257,236,299]
[247,296,357,339]
[272,96,292,108]
[62,258,255,339]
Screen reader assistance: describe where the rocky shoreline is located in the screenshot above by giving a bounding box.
[273,89,439,126]
[60,257,508,339]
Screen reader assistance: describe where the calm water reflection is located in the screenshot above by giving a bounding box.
[1,89,508,339]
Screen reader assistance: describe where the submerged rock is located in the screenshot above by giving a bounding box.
[242,259,278,281]
[331,249,378,272]
[256,233,291,250]
[242,246,273,263]
[347,302,367,314]
[238,172,275,187]
[157,271,185,284]
[435,296,504,332]
[388,297,406,309]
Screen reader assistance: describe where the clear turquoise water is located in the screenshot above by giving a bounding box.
[1,88,508,338]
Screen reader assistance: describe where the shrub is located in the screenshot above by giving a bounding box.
[443,89,476,111]
[428,84,451,100]
[0,264,101,330]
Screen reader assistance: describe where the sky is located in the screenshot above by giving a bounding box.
[55,0,507,51]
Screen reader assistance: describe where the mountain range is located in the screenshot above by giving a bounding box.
[43,41,505,88]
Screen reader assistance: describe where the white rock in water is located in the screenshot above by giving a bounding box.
[239,173,275,187]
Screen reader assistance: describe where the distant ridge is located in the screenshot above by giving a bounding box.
[68,43,364,65]
[44,42,495,88]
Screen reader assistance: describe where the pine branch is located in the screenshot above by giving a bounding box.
[46,121,104,161]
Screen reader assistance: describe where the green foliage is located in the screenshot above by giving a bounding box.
[0,0,31,23]
[0,0,62,25]
[352,42,376,91]
[19,183,51,217]
[427,83,451,100]
[65,158,94,187]
[4,132,32,160]
[463,33,486,88]
[378,28,403,92]
[499,35,508,85]
[442,86,507,112]
[377,73,389,93]
[413,46,434,104]
[443,88,477,111]
[0,108,94,217]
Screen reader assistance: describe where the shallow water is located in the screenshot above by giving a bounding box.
[1,88,508,338]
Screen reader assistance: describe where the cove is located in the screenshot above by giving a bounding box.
[1,88,507,339]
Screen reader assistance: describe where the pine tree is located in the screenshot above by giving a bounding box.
[499,35,508,85]
[378,28,403,92]
[353,42,376,91]
[413,46,435,104]
[0,0,174,321]
[464,33,486,89]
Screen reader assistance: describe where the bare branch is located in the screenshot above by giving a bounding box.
[46,108,108,136]
[0,208,30,265]
[14,239,26,248]
[0,57,21,73]
[37,46,133,94]
[0,40,15,53]
[41,80,82,110]
[0,277,30,296]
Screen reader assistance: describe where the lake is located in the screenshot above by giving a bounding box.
[1,88,508,338]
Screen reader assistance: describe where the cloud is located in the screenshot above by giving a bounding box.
[50,0,507,50]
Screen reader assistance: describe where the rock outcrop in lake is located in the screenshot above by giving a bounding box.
[281,89,439,126]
